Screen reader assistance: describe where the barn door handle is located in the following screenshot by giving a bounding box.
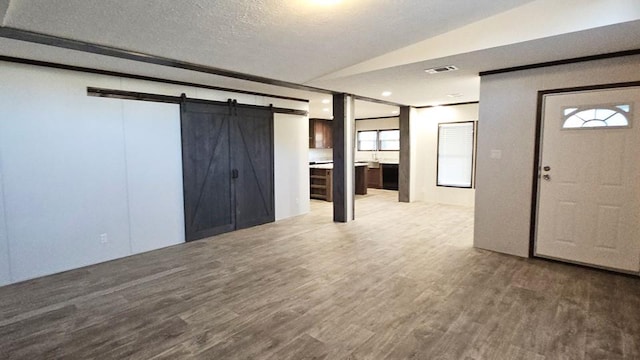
[232,169,239,179]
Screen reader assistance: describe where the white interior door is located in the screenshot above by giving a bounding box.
[536,87,640,273]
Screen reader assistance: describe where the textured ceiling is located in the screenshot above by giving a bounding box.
[0,0,638,115]
[0,0,9,23]
[2,0,534,83]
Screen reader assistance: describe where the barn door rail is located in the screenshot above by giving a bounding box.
[87,87,309,116]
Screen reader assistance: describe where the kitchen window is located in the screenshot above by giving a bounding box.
[357,130,378,151]
[378,130,400,151]
[437,121,475,188]
[356,129,400,151]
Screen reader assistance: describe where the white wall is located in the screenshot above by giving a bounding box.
[412,104,478,206]
[0,61,309,286]
[275,113,310,220]
[0,153,10,285]
[122,101,185,254]
[355,117,399,163]
[474,55,640,258]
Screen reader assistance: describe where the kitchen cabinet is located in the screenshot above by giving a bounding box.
[309,119,333,149]
[310,163,368,201]
[367,164,398,190]
[310,168,333,201]
[367,166,382,189]
[382,164,399,190]
[355,165,368,195]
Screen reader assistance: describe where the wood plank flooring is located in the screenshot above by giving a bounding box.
[1,189,639,359]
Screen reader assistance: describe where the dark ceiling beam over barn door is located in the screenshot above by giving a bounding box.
[0,55,310,103]
[399,106,411,203]
[0,26,332,95]
[0,26,408,107]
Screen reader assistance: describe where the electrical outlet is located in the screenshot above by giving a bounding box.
[100,233,108,244]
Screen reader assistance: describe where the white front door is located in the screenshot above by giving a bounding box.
[535,87,640,273]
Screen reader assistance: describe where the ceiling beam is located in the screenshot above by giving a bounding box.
[0,55,313,103]
[0,26,335,95]
[479,49,640,76]
[0,26,409,108]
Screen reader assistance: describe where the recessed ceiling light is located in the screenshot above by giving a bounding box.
[321,99,330,104]
[323,108,330,112]
[310,0,342,5]
[447,93,463,98]
[381,91,392,97]
[391,110,399,114]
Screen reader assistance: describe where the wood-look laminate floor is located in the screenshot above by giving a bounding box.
[1,190,639,359]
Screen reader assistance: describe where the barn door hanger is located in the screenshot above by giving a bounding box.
[226,99,239,115]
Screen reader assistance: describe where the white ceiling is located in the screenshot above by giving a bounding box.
[310,19,640,106]
[1,0,639,117]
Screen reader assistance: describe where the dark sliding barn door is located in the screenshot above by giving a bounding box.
[181,101,235,240]
[181,100,274,242]
[232,107,275,230]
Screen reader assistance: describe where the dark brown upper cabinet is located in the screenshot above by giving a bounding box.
[309,118,333,149]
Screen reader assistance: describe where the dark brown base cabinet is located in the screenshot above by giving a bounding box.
[367,167,382,189]
[310,168,333,201]
[355,166,368,195]
[181,100,275,241]
[367,164,398,190]
[311,166,367,202]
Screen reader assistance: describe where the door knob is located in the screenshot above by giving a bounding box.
[542,174,551,181]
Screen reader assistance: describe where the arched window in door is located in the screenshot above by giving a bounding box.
[562,105,631,129]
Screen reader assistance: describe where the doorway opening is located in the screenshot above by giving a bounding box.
[307,97,401,218]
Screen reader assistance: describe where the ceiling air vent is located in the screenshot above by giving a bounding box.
[425,65,458,74]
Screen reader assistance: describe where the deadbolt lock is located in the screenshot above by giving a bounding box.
[543,166,551,171]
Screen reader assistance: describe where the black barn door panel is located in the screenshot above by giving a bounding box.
[181,100,274,242]
[233,107,275,230]
[181,102,235,241]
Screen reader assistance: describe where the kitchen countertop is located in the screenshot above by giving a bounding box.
[310,163,369,169]
[356,160,399,165]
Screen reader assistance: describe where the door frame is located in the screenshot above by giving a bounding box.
[528,81,640,269]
